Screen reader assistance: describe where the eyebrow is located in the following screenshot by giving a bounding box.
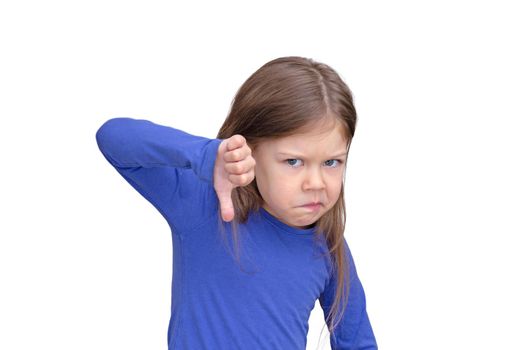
[277,151,348,158]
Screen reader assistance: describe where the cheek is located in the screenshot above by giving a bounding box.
[269,182,294,199]
[255,170,285,198]
[259,182,294,207]
[328,181,343,200]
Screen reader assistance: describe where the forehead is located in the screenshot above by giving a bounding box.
[264,121,348,155]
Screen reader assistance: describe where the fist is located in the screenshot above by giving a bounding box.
[213,134,256,222]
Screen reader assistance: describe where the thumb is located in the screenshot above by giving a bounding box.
[216,185,234,222]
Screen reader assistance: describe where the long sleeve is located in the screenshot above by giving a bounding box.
[319,239,378,350]
[95,117,222,231]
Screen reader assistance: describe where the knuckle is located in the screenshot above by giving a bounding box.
[226,150,237,162]
[234,149,242,160]
[231,135,242,147]
[226,163,237,174]
[234,163,243,174]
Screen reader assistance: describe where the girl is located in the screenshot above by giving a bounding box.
[96,56,377,349]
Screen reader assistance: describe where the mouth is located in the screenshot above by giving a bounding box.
[301,202,322,211]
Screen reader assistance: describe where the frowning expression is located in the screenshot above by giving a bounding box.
[251,120,349,229]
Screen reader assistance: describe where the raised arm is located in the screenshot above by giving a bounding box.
[319,239,378,350]
[95,117,222,230]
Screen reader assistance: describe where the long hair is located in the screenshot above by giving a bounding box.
[215,56,357,343]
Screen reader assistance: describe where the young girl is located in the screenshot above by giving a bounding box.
[96,56,377,349]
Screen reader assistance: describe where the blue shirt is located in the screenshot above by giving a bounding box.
[96,117,377,350]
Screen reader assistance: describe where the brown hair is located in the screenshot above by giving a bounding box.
[215,56,357,343]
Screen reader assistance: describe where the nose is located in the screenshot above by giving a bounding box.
[302,166,326,191]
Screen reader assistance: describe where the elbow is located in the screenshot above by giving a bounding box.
[95,117,130,151]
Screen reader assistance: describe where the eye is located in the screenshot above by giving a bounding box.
[325,159,342,168]
[286,158,300,168]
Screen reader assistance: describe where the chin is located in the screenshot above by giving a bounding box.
[296,217,317,227]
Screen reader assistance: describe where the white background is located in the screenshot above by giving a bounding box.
[1,1,524,349]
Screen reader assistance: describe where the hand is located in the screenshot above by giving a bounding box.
[213,134,256,222]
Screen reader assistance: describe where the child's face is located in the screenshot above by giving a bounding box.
[251,121,348,229]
